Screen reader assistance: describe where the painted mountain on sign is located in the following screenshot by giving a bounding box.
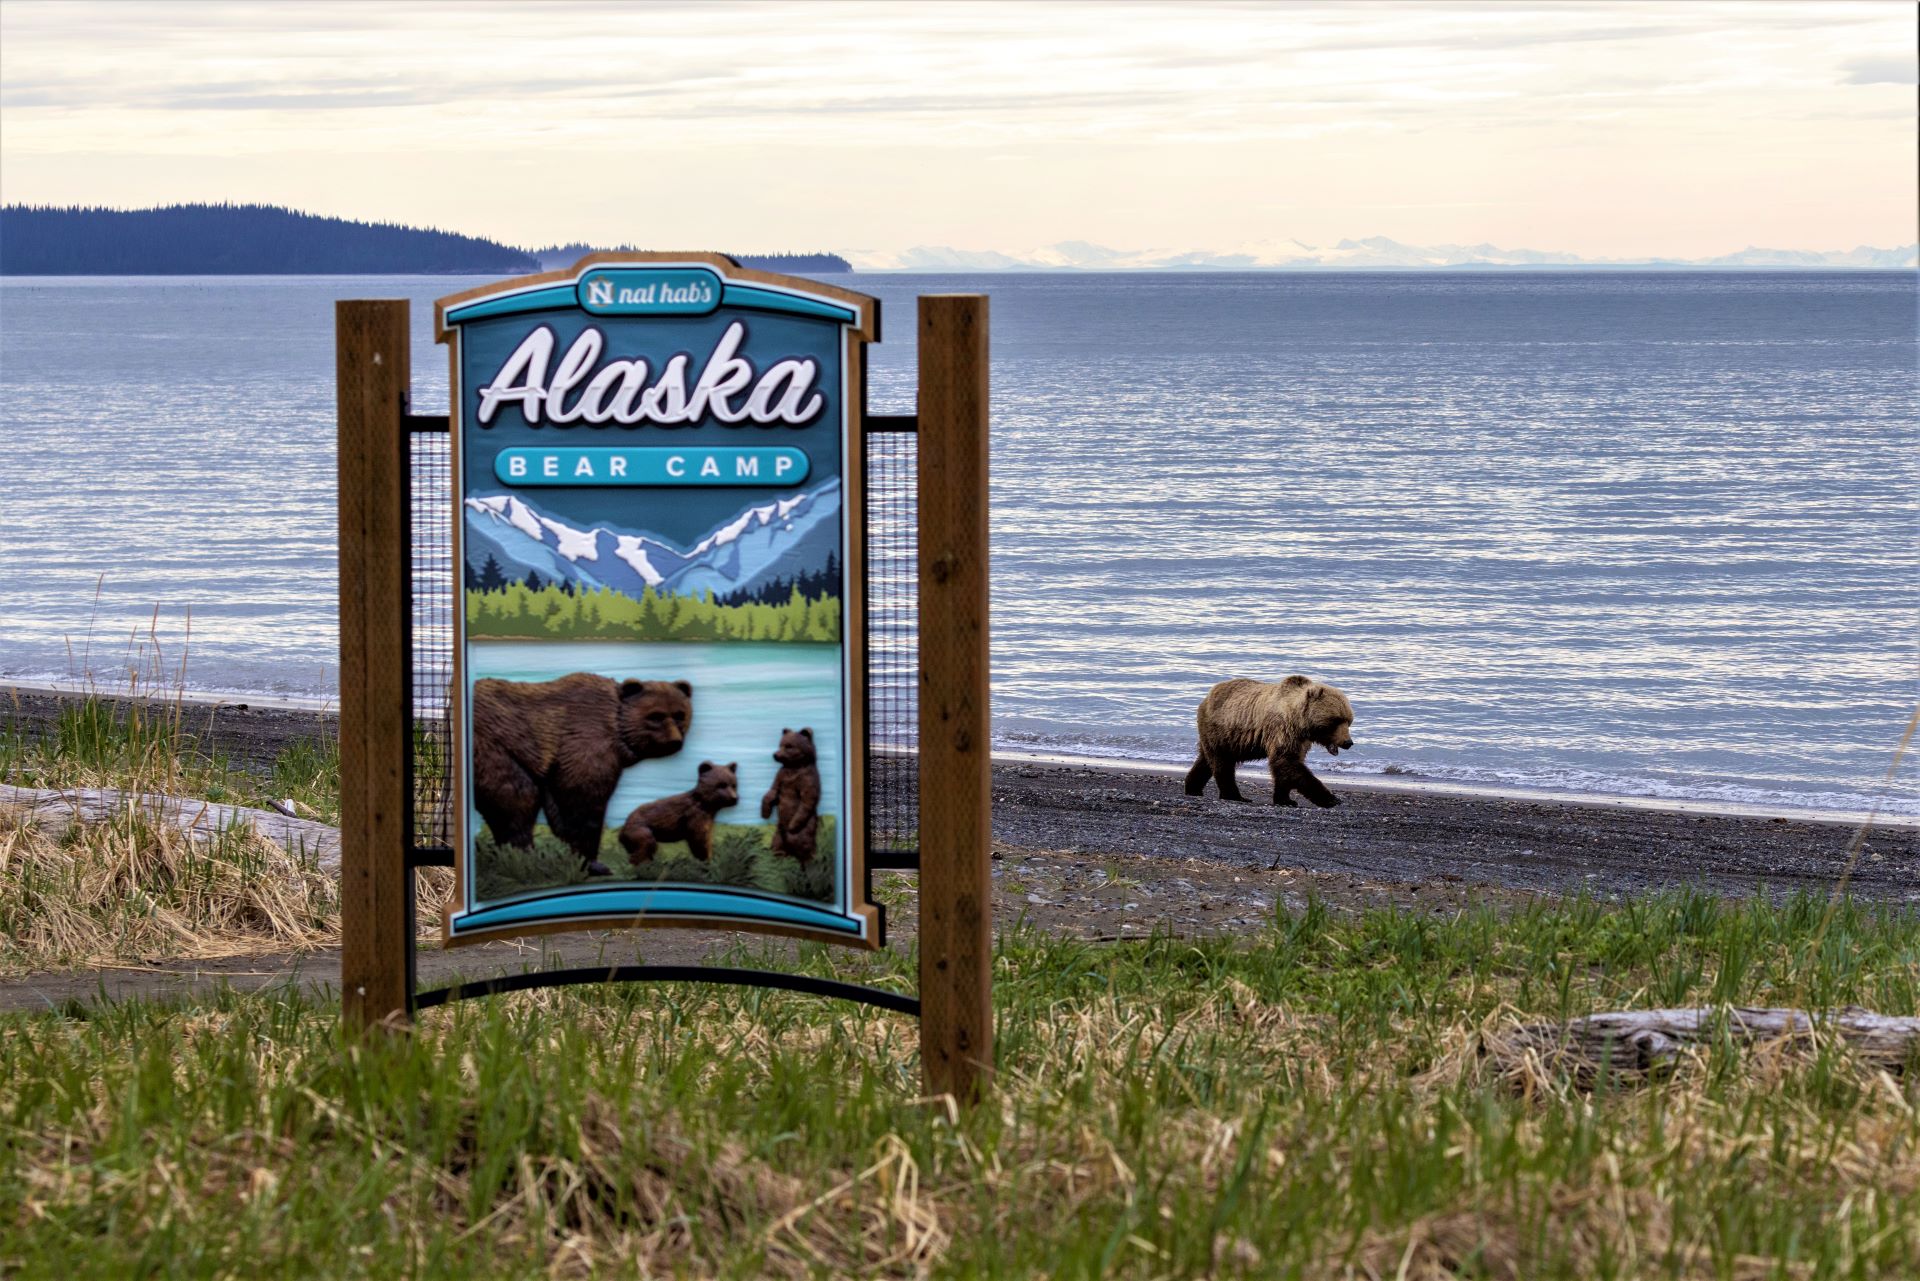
[464,479,840,605]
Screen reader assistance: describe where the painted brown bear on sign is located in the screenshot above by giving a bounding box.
[1183,676,1355,808]
[761,727,822,864]
[617,761,740,863]
[471,673,691,876]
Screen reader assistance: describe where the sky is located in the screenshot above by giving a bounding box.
[0,0,1914,258]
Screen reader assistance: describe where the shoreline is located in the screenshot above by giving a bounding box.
[989,757,1916,902]
[1,677,335,713]
[5,678,1909,829]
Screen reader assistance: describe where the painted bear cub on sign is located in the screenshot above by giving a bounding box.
[618,761,739,863]
[762,727,823,864]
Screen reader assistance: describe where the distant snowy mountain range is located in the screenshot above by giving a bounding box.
[465,479,839,603]
[843,237,1919,272]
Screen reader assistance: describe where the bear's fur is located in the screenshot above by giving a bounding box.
[761,727,822,864]
[471,673,692,876]
[618,760,740,863]
[1183,676,1355,808]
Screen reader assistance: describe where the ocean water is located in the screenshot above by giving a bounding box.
[0,272,1914,816]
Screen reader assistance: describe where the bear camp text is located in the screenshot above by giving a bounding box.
[476,321,827,428]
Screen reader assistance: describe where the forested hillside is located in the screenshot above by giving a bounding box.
[0,204,854,275]
[0,204,539,274]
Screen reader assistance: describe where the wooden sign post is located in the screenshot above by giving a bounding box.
[916,296,993,1101]
[335,268,993,1104]
[337,299,413,1032]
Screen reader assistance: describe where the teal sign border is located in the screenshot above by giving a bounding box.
[444,271,860,327]
[448,886,866,936]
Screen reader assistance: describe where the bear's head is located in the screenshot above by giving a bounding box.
[616,679,692,763]
[693,760,740,810]
[1304,682,1356,756]
[773,727,816,768]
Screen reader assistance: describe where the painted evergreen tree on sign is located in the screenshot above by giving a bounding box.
[476,555,510,592]
[716,552,842,607]
[465,582,840,642]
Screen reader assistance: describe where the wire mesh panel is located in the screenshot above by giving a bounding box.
[409,426,454,854]
[866,425,919,857]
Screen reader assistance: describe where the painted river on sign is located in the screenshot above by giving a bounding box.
[0,272,1914,815]
[464,640,844,832]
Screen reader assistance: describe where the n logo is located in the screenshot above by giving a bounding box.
[586,279,614,306]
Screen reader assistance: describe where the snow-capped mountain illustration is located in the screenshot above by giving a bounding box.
[464,479,840,603]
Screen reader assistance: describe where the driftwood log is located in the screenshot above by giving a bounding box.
[1498,1007,1920,1078]
[0,783,340,874]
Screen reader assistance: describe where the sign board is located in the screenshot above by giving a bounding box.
[434,255,882,947]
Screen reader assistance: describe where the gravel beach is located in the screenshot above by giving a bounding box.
[7,683,1911,903]
[991,757,1915,902]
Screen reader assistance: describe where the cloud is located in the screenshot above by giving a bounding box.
[1842,56,1919,86]
[0,0,1912,258]
[693,89,1185,120]
[136,84,447,112]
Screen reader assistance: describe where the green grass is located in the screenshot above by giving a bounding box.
[3,892,1916,1278]
[0,695,342,825]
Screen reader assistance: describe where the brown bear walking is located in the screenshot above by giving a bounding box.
[471,673,691,876]
[761,727,822,864]
[618,761,740,863]
[1183,676,1355,807]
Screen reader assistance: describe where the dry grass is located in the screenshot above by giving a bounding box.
[0,806,337,972]
[3,631,1915,1275]
[0,655,429,971]
[0,802,452,974]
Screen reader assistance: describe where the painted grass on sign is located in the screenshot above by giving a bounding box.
[3,893,1917,1279]
[474,818,840,904]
